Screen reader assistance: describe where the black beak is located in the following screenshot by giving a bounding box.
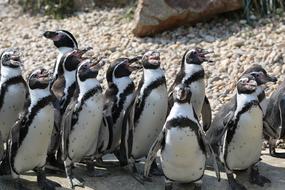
[43,31,57,39]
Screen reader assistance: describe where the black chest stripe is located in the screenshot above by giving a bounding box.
[164,117,206,153]
[134,76,166,124]
[60,82,76,114]
[11,95,54,175]
[224,100,260,168]
[257,91,265,103]
[71,86,102,128]
[0,76,26,110]
[112,82,135,124]
[183,70,205,86]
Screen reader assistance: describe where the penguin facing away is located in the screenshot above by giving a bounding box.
[61,59,105,189]
[120,50,168,174]
[207,64,277,153]
[9,68,61,190]
[144,84,220,190]
[216,74,270,190]
[168,48,212,131]
[0,48,27,143]
[95,57,141,163]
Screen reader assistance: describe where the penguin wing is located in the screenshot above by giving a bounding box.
[201,96,212,131]
[0,131,4,163]
[119,95,136,166]
[278,96,285,139]
[144,127,167,177]
[61,100,77,161]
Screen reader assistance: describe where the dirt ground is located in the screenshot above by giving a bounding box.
[0,149,284,190]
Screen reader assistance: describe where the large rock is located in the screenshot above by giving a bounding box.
[133,0,243,37]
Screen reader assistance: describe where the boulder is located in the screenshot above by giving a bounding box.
[133,0,243,37]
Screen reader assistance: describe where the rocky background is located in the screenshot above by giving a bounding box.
[1,0,285,189]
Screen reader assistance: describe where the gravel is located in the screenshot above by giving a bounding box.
[1,2,285,190]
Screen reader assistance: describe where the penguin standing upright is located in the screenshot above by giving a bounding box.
[61,59,105,188]
[9,68,61,190]
[121,51,167,174]
[168,48,212,131]
[210,74,270,190]
[207,64,277,153]
[0,48,27,143]
[96,57,141,162]
[144,84,219,190]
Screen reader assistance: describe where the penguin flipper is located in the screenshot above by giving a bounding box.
[0,131,4,163]
[144,127,166,178]
[61,100,77,161]
[201,96,212,131]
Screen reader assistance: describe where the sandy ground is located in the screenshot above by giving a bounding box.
[0,149,284,190]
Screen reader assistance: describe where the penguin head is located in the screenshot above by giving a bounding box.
[0,48,22,69]
[182,48,211,65]
[243,64,277,85]
[61,47,92,73]
[141,50,160,69]
[43,30,78,50]
[173,84,192,104]
[106,57,141,82]
[28,68,51,90]
[77,59,105,82]
[237,74,258,94]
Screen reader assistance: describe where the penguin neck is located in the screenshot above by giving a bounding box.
[142,67,164,87]
[183,63,203,77]
[235,92,258,115]
[63,70,76,97]
[29,88,50,112]
[169,101,195,120]
[113,76,133,95]
[53,47,74,78]
[255,85,264,97]
[0,66,21,83]
[78,78,100,101]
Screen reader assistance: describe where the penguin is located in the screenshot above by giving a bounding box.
[0,48,27,143]
[95,57,141,163]
[120,50,168,175]
[46,48,90,170]
[210,74,270,190]
[43,30,78,97]
[61,59,105,188]
[144,84,219,190]
[0,131,3,163]
[263,78,285,157]
[8,68,61,190]
[207,64,277,154]
[168,48,212,131]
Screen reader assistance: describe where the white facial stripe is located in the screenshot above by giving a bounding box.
[29,88,50,112]
[0,65,21,82]
[140,68,164,94]
[77,78,100,101]
[235,93,258,116]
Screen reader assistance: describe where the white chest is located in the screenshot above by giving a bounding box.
[13,105,54,174]
[223,105,263,170]
[0,83,26,142]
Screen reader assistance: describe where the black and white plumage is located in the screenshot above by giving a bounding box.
[0,48,27,143]
[8,68,61,190]
[209,74,270,190]
[120,51,168,173]
[144,84,219,190]
[61,60,104,188]
[168,48,212,131]
[207,64,277,153]
[96,57,140,160]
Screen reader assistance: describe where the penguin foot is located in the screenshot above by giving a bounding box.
[271,152,285,158]
[38,179,61,190]
[194,184,202,190]
[46,156,65,173]
[87,168,110,177]
[227,181,247,190]
[130,172,144,185]
[142,176,153,182]
[69,176,85,189]
[16,182,30,190]
[165,181,173,190]
[150,167,164,176]
[249,166,271,187]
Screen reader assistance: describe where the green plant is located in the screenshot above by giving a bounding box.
[243,0,285,20]
[19,0,74,18]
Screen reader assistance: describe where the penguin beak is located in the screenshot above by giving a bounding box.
[258,73,278,84]
[43,31,60,41]
[244,79,257,90]
[197,48,213,63]
[127,56,143,71]
[90,58,106,71]
[74,47,93,58]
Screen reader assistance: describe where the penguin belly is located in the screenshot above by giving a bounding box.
[13,105,54,174]
[68,95,103,162]
[224,106,263,170]
[0,84,26,142]
[132,85,168,159]
[190,80,205,117]
[161,127,206,183]
[109,93,134,152]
